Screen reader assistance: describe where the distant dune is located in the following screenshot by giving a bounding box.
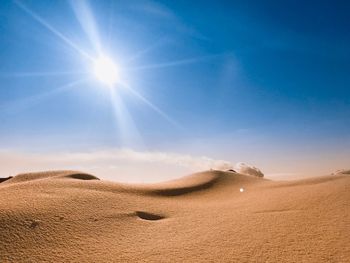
[0,170,349,262]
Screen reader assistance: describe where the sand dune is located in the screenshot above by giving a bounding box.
[0,170,349,262]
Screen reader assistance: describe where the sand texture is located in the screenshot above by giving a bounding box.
[0,170,349,262]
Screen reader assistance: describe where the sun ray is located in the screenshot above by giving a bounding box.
[12,0,183,139]
[0,78,87,114]
[0,71,87,78]
[124,38,169,63]
[14,0,93,61]
[109,88,145,148]
[124,54,222,71]
[69,0,102,54]
[121,84,181,129]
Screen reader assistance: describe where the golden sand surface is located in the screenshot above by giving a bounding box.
[0,170,349,262]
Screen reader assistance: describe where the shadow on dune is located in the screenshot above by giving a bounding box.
[143,170,266,197]
[136,211,165,221]
[62,173,100,180]
[0,177,12,183]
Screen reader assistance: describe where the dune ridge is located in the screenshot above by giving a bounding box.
[0,170,349,262]
[2,170,99,184]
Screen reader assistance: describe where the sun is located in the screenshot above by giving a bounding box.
[93,55,119,85]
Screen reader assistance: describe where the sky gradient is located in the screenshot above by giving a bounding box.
[0,0,349,181]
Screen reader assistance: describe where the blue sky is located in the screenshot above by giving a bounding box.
[0,0,349,181]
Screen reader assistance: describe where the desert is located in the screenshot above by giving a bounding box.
[1,170,349,262]
[1,0,350,262]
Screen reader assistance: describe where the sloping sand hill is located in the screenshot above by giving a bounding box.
[0,170,349,262]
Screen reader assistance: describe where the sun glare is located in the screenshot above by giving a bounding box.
[93,55,119,85]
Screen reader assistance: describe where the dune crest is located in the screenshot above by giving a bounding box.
[143,170,266,197]
[2,170,99,184]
